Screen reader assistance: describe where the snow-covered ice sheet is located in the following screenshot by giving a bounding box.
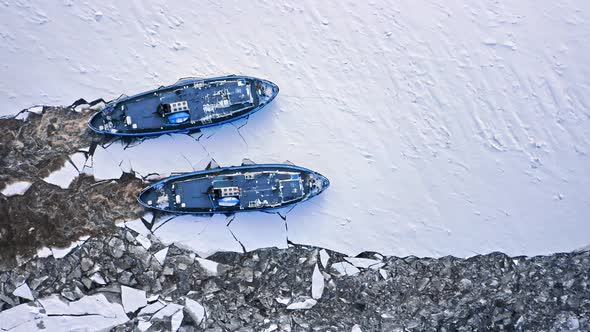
[1,1,589,257]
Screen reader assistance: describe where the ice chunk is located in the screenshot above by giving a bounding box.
[43,159,79,189]
[151,303,183,320]
[311,264,324,299]
[136,234,152,250]
[154,247,169,265]
[184,298,206,325]
[12,283,34,301]
[332,262,360,276]
[138,320,153,331]
[1,181,32,196]
[319,249,330,267]
[379,269,389,280]
[351,324,363,332]
[121,286,148,313]
[344,257,384,270]
[92,145,123,180]
[286,298,317,310]
[275,297,290,305]
[195,257,219,276]
[90,272,106,285]
[74,103,90,112]
[138,301,165,316]
[49,236,88,259]
[15,110,30,121]
[51,241,79,259]
[123,214,152,236]
[171,309,183,332]
[28,106,43,114]
[36,246,53,258]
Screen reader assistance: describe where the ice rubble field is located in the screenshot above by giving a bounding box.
[1,1,589,257]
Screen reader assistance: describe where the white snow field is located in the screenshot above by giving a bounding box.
[1,1,589,257]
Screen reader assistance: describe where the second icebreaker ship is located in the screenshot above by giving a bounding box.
[88,75,279,136]
[138,162,329,214]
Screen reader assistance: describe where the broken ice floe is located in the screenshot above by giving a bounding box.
[12,283,34,301]
[92,145,124,180]
[171,309,184,332]
[286,297,317,310]
[184,298,206,325]
[319,249,330,267]
[0,294,128,331]
[14,106,43,122]
[135,234,152,250]
[36,246,52,258]
[138,320,152,332]
[37,236,90,259]
[311,264,325,299]
[351,324,363,332]
[90,272,107,285]
[331,261,360,276]
[138,301,165,317]
[1,181,32,197]
[70,97,106,113]
[195,257,220,276]
[42,159,79,189]
[121,285,148,313]
[151,303,184,327]
[154,247,169,265]
[119,213,152,236]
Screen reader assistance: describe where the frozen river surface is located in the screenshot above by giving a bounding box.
[1,0,589,257]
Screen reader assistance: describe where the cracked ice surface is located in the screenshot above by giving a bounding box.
[153,215,243,258]
[1,1,590,258]
[227,213,288,252]
[0,294,128,331]
[95,133,211,179]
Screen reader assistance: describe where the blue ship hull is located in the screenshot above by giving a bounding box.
[88,75,279,137]
[138,164,329,214]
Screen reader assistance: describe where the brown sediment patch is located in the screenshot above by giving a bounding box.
[0,174,144,265]
[0,106,147,267]
[0,106,97,187]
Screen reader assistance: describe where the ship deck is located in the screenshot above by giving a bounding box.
[119,78,258,131]
[169,170,305,211]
